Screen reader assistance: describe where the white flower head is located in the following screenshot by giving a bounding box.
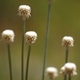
[1,29,15,43]
[60,63,77,75]
[60,66,65,75]
[25,31,37,44]
[62,36,74,47]
[18,5,31,19]
[46,67,58,78]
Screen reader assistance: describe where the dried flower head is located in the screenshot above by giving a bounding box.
[46,67,58,78]
[18,5,31,19]
[25,31,37,44]
[62,36,74,47]
[1,29,15,43]
[60,62,77,75]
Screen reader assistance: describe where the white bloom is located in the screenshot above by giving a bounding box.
[60,66,65,75]
[1,29,15,43]
[18,5,31,19]
[46,67,58,78]
[60,63,77,75]
[25,31,37,44]
[62,36,74,47]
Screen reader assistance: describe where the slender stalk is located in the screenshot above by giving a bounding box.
[64,46,69,80]
[21,19,26,80]
[65,46,69,63]
[64,75,67,80]
[25,44,31,80]
[7,43,12,80]
[42,0,51,80]
[68,75,71,80]
[50,77,53,80]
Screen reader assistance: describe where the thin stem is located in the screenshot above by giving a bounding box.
[21,19,26,80]
[50,77,53,80]
[64,75,67,80]
[7,43,12,80]
[64,46,69,80]
[65,46,69,63]
[25,44,31,80]
[68,75,71,80]
[42,0,51,80]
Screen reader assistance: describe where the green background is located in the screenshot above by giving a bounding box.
[0,0,80,80]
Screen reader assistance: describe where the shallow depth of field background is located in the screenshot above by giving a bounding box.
[0,0,80,80]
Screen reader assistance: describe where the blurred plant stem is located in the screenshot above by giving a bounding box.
[25,44,31,80]
[42,0,51,80]
[64,46,69,80]
[64,75,67,80]
[65,46,69,63]
[21,19,26,80]
[7,43,12,80]
[68,75,71,80]
[50,77,53,80]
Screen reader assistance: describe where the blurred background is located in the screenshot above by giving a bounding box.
[0,0,80,80]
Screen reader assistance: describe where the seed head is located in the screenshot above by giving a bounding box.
[62,36,74,47]
[18,5,31,19]
[1,29,15,43]
[25,31,37,44]
[46,67,58,78]
[60,62,77,75]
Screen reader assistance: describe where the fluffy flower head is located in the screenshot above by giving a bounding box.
[1,29,15,43]
[46,67,58,78]
[60,62,77,75]
[18,5,31,19]
[25,31,37,44]
[60,66,65,74]
[62,36,74,47]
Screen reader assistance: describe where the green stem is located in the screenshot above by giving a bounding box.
[64,46,69,80]
[50,77,53,80]
[42,0,51,80]
[7,43,12,80]
[64,75,67,80]
[65,46,69,63]
[21,19,26,80]
[68,75,71,80]
[25,44,31,80]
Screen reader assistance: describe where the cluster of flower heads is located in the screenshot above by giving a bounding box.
[1,29,77,78]
[1,4,77,80]
[46,62,77,78]
[1,29,37,44]
[45,36,77,79]
[1,5,35,43]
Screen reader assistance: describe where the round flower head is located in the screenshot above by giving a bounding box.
[25,31,37,44]
[46,67,58,78]
[18,5,31,19]
[62,36,74,47]
[1,29,15,43]
[65,63,77,75]
[60,63,77,75]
